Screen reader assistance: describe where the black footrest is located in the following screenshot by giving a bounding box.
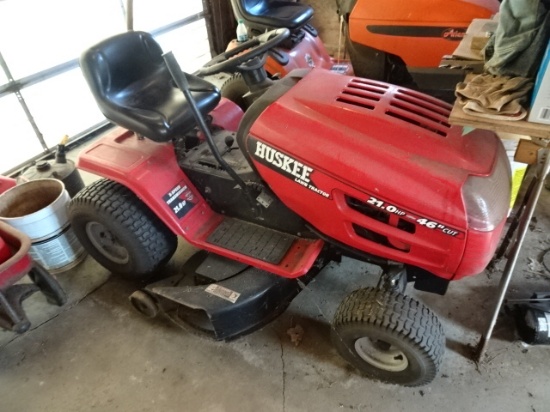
[207,218,296,264]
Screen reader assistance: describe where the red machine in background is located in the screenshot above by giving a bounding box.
[70,28,511,386]
[229,0,352,77]
[336,0,499,75]
[229,0,500,101]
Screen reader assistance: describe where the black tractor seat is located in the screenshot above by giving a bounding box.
[230,0,314,32]
[80,31,220,143]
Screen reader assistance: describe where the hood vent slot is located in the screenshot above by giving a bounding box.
[336,78,453,137]
[336,79,388,110]
[386,90,453,137]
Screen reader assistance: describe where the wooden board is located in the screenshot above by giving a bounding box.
[514,139,544,164]
[449,103,550,139]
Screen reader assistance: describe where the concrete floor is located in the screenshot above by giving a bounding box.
[1,144,550,412]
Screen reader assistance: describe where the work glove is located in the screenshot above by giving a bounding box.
[455,73,533,120]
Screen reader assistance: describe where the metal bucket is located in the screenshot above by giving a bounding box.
[0,178,86,273]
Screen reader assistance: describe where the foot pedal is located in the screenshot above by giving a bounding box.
[207,218,295,264]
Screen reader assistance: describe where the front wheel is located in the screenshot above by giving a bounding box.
[331,287,445,387]
[69,179,178,279]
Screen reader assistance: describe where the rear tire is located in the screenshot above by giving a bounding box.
[69,179,177,279]
[332,287,445,386]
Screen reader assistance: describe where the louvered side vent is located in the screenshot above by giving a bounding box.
[336,78,388,110]
[386,89,453,137]
[345,195,415,253]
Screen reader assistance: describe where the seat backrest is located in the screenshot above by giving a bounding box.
[230,0,313,33]
[80,31,220,142]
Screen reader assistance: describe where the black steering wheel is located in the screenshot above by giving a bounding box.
[195,28,290,77]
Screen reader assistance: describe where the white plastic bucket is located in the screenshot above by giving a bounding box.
[0,178,85,273]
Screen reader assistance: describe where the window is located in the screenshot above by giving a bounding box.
[0,0,209,174]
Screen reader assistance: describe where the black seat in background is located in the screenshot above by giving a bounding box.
[230,0,314,32]
[79,31,220,143]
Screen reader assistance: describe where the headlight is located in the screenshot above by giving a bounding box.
[462,145,511,231]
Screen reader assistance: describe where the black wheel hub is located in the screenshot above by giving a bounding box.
[86,221,130,265]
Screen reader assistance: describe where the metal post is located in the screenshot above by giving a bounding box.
[0,51,49,151]
[126,0,134,31]
[476,148,550,361]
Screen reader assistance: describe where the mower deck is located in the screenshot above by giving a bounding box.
[137,251,324,340]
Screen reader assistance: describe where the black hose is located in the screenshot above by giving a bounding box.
[162,51,257,205]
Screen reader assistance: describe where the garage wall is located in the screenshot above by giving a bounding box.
[307,0,342,57]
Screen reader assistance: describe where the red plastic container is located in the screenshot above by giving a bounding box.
[0,175,16,195]
[0,235,10,264]
[0,222,33,289]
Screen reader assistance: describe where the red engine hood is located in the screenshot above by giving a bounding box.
[248,68,501,230]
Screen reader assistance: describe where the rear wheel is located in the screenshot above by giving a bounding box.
[331,287,445,387]
[69,179,177,279]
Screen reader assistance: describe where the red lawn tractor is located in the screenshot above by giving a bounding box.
[229,0,353,77]
[69,28,510,386]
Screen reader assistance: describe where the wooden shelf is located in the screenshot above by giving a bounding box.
[449,102,550,139]
[448,73,550,139]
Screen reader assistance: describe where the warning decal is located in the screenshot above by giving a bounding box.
[163,181,196,219]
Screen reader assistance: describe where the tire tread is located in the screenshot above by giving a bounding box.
[332,287,445,386]
[70,179,177,277]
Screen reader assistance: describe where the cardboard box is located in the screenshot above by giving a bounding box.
[452,17,498,61]
[527,41,550,125]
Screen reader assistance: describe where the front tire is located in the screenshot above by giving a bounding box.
[331,287,445,387]
[69,179,177,279]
